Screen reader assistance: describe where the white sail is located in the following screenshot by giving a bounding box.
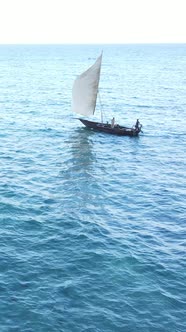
[72,54,102,116]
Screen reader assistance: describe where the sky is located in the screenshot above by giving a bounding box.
[0,0,185,44]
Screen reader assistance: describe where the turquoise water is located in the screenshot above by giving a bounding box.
[0,44,185,331]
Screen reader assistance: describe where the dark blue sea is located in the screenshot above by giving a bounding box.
[0,44,185,332]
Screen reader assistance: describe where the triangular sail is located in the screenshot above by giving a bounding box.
[72,54,102,116]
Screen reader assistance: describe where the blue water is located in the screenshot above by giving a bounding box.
[0,44,185,332]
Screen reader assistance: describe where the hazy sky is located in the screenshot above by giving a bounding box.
[0,0,185,44]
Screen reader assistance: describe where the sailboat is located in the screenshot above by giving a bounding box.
[72,53,142,136]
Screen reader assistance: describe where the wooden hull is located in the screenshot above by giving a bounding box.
[79,119,141,136]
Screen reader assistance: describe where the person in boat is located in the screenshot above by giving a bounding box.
[135,119,140,130]
[111,117,115,128]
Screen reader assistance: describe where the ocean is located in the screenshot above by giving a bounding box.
[0,44,185,332]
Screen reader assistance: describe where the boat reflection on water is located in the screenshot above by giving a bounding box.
[70,128,94,172]
[60,128,97,216]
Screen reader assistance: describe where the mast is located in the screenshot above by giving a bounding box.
[98,91,104,123]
